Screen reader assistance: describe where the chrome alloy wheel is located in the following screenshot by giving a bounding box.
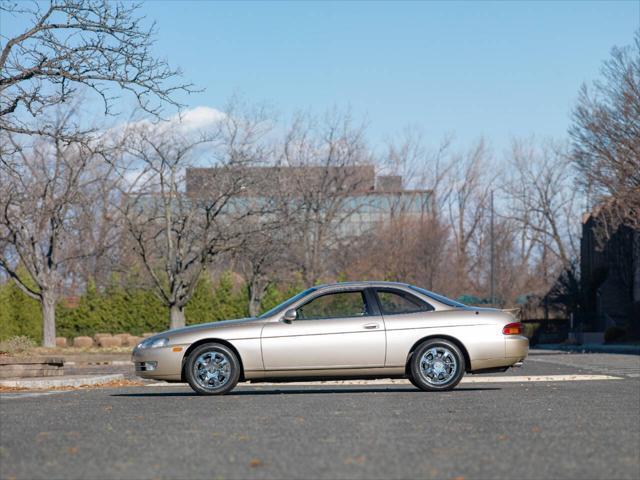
[193,351,231,390]
[419,346,458,385]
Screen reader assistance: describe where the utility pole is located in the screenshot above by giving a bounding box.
[490,189,495,306]
[543,238,549,322]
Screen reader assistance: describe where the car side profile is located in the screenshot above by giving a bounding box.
[133,281,528,395]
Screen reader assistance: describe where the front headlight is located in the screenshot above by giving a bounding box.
[138,337,169,349]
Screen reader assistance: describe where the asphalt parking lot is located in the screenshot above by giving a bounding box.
[1,352,639,480]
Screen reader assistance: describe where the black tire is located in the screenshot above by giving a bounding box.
[409,339,465,392]
[407,374,422,390]
[185,343,241,395]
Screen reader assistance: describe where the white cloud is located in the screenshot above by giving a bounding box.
[173,106,226,131]
[111,106,228,186]
[109,105,226,139]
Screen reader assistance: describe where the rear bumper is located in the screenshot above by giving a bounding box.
[469,336,529,372]
[505,335,529,362]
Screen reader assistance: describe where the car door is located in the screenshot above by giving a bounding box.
[261,288,386,370]
[373,288,437,367]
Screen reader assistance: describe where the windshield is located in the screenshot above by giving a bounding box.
[258,288,317,318]
[409,285,468,308]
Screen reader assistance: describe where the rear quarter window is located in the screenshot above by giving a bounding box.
[376,289,434,315]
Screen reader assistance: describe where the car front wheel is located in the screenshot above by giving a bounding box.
[185,343,241,395]
[409,339,465,391]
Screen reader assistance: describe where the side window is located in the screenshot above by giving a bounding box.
[376,289,433,315]
[297,291,368,320]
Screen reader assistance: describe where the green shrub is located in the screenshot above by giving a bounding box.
[1,271,300,340]
[0,280,42,342]
[185,274,247,324]
[207,272,249,321]
[0,335,37,353]
[259,282,305,315]
[57,276,167,337]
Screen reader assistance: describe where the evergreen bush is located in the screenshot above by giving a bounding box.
[0,271,299,341]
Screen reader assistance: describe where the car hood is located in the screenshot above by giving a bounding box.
[160,317,260,338]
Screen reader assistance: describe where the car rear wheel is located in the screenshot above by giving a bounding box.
[409,339,465,392]
[185,343,240,395]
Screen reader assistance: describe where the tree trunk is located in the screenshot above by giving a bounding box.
[41,291,57,348]
[248,296,260,318]
[170,304,186,329]
[248,280,267,318]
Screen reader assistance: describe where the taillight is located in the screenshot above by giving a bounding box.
[502,322,523,335]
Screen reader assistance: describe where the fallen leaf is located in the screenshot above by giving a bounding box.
[249,458,263,468]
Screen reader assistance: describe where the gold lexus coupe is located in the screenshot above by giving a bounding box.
[133,281,528,394]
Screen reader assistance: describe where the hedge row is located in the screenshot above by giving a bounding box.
[0,272,298,342]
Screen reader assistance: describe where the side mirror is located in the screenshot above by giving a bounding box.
[283,309,297,322]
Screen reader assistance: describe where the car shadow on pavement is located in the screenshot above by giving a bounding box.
[111,386,501,397]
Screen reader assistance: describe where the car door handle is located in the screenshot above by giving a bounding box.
[363,323,379,329]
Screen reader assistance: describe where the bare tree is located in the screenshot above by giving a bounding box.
[282,110,373,286]
[382,128,454,199]
[570,32,640,314]
[228,160,300,317]
[233,228,288,317]
[1,0,193,135]
[503,139,580,269]
[121,108,272,328]
[377,130,453,288]
[0,107,117,346]
[570,31,640,236]
[442,139,493,295]
[64,170,122,292]
[345,214,449,290]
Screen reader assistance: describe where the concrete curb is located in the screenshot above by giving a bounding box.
[0,357,65,379]
[0,357,64,365]
[0,374,124,389]
[64,360,133,366]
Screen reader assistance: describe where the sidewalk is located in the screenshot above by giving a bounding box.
[534,343,640,355]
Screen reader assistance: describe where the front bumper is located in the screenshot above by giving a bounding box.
[131,345,186,381]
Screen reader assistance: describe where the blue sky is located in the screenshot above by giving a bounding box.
[5,1,640,153]
[137,0,638,153]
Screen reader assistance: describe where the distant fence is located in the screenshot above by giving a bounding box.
[521,319,570,346]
